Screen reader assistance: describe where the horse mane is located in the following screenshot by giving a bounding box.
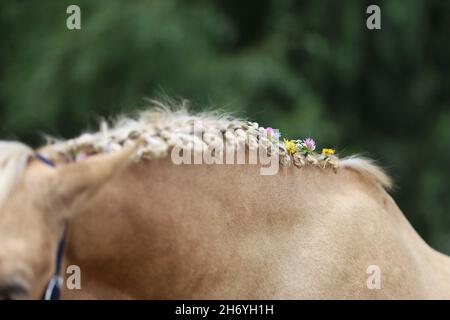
[340,156,392,190]
[0,141,33,203]
[38,100,392,190]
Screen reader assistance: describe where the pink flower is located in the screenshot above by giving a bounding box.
[265,127,281,143]
[303,138,316,151]
[75,151,89,162]
[265,127,274,136]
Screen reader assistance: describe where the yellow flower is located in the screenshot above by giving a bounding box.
[322,148,336,156]
[284,139,297,155]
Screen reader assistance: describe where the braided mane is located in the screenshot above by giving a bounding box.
[38,101,392,189]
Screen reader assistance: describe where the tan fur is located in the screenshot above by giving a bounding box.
[0,142,140,299]
[0,104,449,299]
[61,158,450,299]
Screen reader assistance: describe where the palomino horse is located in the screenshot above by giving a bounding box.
[0,105,449,299]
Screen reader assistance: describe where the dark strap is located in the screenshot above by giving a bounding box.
[35,153,68,300]
[43,223,68,300]
[35,153,56,168]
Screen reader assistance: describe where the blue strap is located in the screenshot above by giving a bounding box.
[43,223,68,300]
[35,153,56,168]
[35,152,68,300]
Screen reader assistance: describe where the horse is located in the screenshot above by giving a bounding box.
[0,103,449,299]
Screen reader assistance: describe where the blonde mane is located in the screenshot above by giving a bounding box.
[0,141,33,203]
[340,156,392,189]
[38,101,392,190]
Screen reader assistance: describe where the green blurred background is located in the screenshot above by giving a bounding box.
[1,0,449,253]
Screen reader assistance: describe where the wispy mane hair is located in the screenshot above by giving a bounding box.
[0,141,33,203]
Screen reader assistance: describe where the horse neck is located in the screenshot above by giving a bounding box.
[62,159,450,299]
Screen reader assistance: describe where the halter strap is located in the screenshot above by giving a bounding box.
[35,153,56,168]
[43,223,68,300]
[35,153,67,300]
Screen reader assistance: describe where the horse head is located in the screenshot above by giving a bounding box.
[0,141,140,299]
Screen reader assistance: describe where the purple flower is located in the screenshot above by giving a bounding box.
[303,138,316,151]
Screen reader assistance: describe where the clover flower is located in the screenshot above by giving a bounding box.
[265,127,274,136]
[303,138,316,152]
[265,127,281,143]
[75,151,89,162]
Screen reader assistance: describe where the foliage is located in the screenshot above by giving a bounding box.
[1,0,449,252]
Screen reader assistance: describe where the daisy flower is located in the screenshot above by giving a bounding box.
[284,139,297,155]
[322,148,336,157]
